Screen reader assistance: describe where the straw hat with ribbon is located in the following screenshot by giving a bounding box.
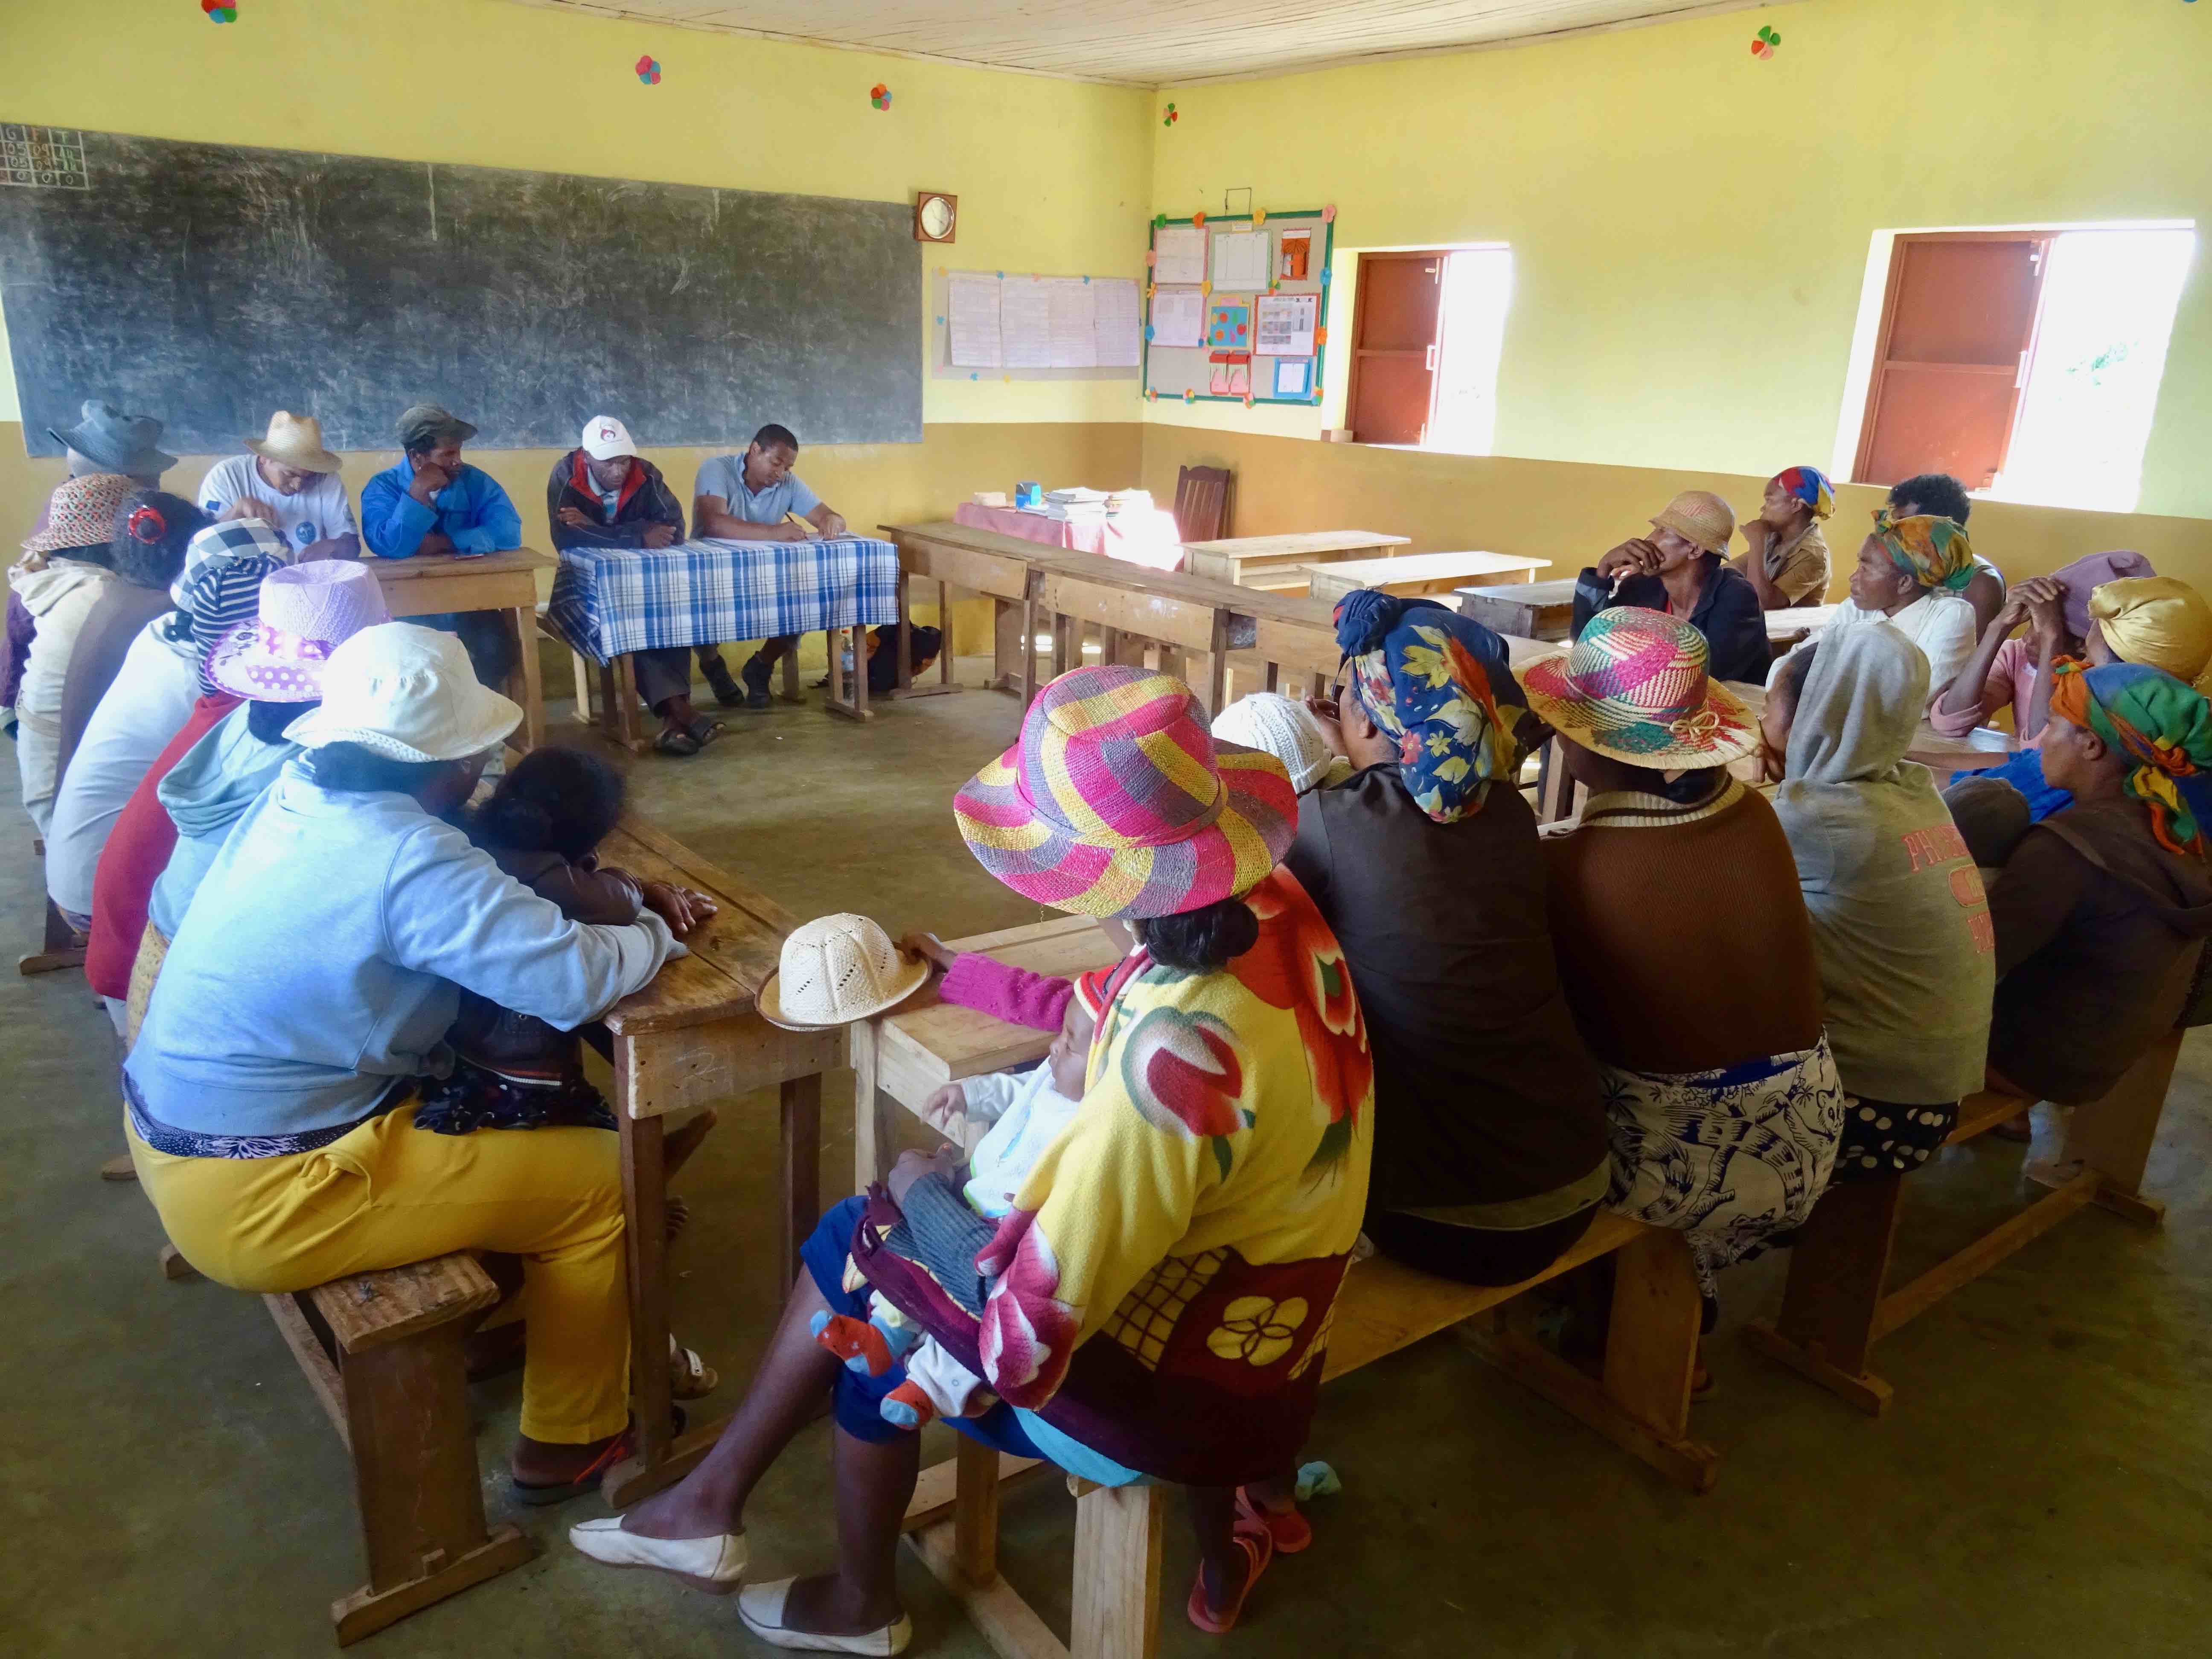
[955,664,1297,920]
[1518,606,1758,768]
[757,914,931,1031]
[1648,489,1737,556]
[244,411,343,475]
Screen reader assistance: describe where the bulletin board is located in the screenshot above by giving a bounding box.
[1141,207,1334,409]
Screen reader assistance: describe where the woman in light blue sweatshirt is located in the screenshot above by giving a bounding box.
[126,624,687,1500]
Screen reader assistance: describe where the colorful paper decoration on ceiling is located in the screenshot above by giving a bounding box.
[1751,24,1780,58]
[1162,103,1179,127]
[870,82,892,110]
[635,54,662,84]
[201,0,237,19]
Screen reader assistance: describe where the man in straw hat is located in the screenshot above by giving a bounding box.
[197,411,359,562]
[1572,489,1769,685]
[360,402,525,687]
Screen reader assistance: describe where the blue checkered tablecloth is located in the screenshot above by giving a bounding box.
[547,536,900,663]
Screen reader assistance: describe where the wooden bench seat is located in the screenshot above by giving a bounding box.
[1743,1029,2183,1415]
[262,1254,534,1645]
[1301,549,1551,605]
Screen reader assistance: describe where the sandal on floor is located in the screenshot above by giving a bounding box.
[669,1334,719,1401]
[667,1194,691,1243]
[98,1154,138,1183]
[569,1515,746,1594]
[654,716,725,756]
[508,1406,685,1507]
[1990,1112,2035,1144]
[1187,1519,1274,1636]
[1234,1486,1311,1554]
[739,1578,913,1654]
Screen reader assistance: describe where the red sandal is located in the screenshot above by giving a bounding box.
[1187,1519,1274,1635]
[1234,1486,1312,1554]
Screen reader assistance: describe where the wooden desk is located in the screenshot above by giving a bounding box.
[1183,530,1409,589]
[1303,550,1550,606]
[1454,578,1578,642]
[881,521,1053,703]
[853,915,1119,1188]
[595,815,843,1510]
[363,548,553,751]
[1765,604,1839,649]
[1722,680,2014,774]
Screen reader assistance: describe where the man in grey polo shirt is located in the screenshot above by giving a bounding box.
[692,422,848,709]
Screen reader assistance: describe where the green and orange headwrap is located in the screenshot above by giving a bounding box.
[1871,509,1975,593]
[2049,659,2212,857]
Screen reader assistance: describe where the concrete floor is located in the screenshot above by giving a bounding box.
[5,664,2211,1657]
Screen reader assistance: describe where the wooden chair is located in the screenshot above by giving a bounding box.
[262,1255,535,1645]
[899,1217,1712,1659]
[1171,465,1232,544]
[1743,1029,2186,1415]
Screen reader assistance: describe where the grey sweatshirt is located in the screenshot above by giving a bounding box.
[146,703,297,938]
[1773,624,1994,1104]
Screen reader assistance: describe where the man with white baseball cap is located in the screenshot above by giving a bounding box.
[126,619,695,1501]
[198,410,360,562]
[545,416,712,756]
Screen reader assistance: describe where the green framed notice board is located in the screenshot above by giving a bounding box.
[1141,206,1335,409]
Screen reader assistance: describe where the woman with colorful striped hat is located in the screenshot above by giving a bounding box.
[1520,608,1843,1324]
[578,664,1376,1646]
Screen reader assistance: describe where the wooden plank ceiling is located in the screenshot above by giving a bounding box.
[515,1,1750,86]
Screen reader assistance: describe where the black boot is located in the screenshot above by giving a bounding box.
[698,650,746,708]
[739,651,774,710]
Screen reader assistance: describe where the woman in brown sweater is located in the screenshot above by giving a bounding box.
[1521,608,1842,1309]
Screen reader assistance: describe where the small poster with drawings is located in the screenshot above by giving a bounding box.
[1206,301,1251,349]
[1208,352,1251,396]
[1278,228,1312,281]
[1272,357,1313,399]
[1254,292,1317,357]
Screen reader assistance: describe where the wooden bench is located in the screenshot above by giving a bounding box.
[260,1254,533,1645]
[1302,550,1551,605]
[1453,577,1578,643]
[859,919,1713,1659]
[1743,1029,2184,1415]
[1182,530,1410,590]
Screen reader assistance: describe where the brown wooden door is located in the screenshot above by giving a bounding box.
[1855,234,2048,490]
[1347,252,1444,445]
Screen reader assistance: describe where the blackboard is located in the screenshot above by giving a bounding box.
[0,125,923,456]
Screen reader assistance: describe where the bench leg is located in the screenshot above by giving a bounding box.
[852,1023,896,1195]
[20,897,88,975]
[2033,1028,2180,1225]
[330,1323,535,1644]
[1071,1483,1162,1659]
[1741,1176,1902,1416]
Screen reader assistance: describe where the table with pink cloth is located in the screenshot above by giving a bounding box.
[952,502,1185,572]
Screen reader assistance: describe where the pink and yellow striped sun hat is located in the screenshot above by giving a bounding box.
[1518,606,1758,768]
[954,665,1297,920]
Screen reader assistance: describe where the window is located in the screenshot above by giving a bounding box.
[1853,226,2194,513]
[1344,247,1511,451]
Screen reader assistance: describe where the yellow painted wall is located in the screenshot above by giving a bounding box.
[0,0,1156,544]
[1142,425,2212,601]
[1143,0,2212,524]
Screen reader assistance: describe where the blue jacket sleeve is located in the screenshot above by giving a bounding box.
[380,821,676,1028]
[361,471,436,559]
[1700,571,1771,686]
[450,473,524,556]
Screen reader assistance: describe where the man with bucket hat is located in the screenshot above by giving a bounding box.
[48,398,176,484]
[198,411,360,562]
[1570,489,1769,685]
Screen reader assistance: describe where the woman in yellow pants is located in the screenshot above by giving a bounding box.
[125,623,691,1498]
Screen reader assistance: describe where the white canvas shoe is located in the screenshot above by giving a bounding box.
[737,1578,913,1653]
[568,1515,745,1594]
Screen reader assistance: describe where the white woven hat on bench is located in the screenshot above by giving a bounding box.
[758,913,930,1030]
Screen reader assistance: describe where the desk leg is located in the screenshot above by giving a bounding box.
[780,649,804,707]
[568,644,594,729]
[852,1023,896,1194]
[939,583,956,691]
[619,1100,674,1475]
[781,1073,823,1294]
[824,625,875,722]
[509,605,544,753]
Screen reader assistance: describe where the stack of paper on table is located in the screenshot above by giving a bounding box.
[1106,490,1153,515]
[1043,487,1108,521]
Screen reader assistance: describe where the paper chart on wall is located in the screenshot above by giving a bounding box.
[999,277,1054,369]
[1211,230,1273,291]
[1254,292,1318,358]
[946,272,1004,369]
[1093,278,1141,366]
[1150,286,1205,349]
[1045,278,1098,368]
[1153,225,1208,286]
[1273,357,1313,398]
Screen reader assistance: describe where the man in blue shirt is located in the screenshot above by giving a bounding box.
[692,422,848,710]
[361,404,525,687]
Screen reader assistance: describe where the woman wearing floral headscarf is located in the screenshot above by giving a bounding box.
[581,665,1374,1645]
[1292,592,1607,1285]
[1779,508,1980,700]
[1734,465,1835,610]
[1983,661,2212,1110]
